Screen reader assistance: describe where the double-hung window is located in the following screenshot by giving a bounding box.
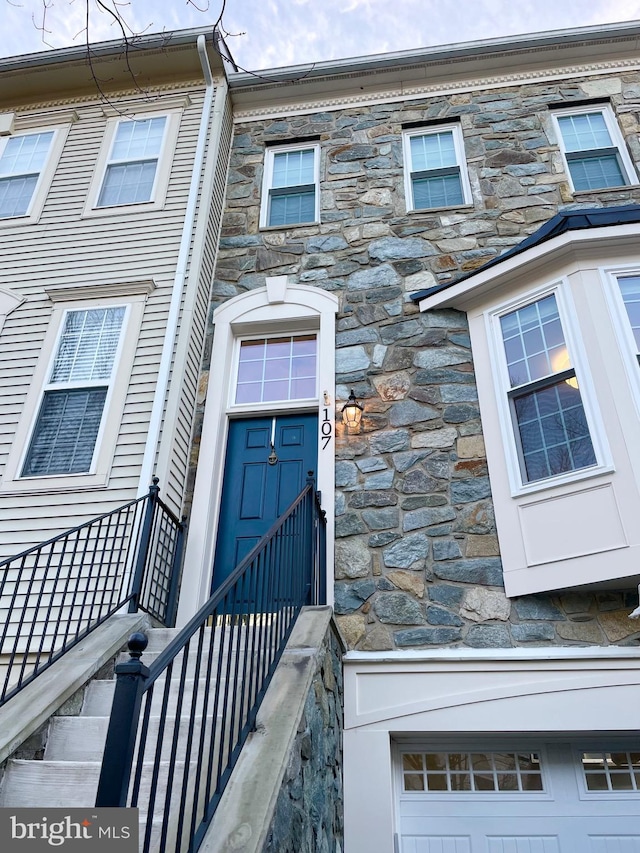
[402,125,471,211]
[497,292,597,484]
[260,143,320,227]
[553,106,636,192]
[97,116,167,207]
[21,306,126,477]
[0,130,55,218]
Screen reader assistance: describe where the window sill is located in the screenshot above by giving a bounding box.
[258,221,320,232]
[570,183,640,198]
[0,473,110,497]
[509,461,615,499]
[81,199,166,219]
[406,203,474,215]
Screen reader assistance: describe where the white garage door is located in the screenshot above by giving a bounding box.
[397,743,640,853]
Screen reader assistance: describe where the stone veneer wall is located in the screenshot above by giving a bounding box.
[262,621,343,853]
[192,68,640,652]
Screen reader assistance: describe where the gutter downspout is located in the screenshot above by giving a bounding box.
[137,34,215,496]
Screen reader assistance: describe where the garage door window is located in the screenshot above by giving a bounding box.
[402,751,543,793]
[582,751,640,792]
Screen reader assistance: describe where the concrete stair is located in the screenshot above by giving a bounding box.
[0,623,256,850]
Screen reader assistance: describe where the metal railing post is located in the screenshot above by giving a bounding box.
[128,478,160,613]
[95,633,149,808]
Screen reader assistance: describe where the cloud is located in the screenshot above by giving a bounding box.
[1,0,639,68]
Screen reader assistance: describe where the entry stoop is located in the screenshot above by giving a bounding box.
[0,624,185,809]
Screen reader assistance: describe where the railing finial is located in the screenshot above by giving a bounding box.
[127,632,148,660]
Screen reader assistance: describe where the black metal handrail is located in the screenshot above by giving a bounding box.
[0,478,184,706]
[96,477,326,853]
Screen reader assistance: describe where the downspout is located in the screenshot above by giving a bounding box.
[137,34,216,496]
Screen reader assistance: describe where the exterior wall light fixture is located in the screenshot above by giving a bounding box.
[342,390,364,430]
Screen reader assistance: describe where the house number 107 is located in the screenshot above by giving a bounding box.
[321,408,332,450]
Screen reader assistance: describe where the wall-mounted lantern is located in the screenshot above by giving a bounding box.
[342,390,364,430]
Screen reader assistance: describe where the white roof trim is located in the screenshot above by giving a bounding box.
[417,221,640,312]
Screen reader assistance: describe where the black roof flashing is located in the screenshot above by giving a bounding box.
[410,204,640,303]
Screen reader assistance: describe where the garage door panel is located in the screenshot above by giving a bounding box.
[402,837,471,853]
[588,838,640,852]
[398,743,640,853]
[487,838,560,853]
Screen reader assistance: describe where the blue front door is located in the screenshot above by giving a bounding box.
[212,413,318,591]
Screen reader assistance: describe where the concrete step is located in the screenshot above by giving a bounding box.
[45,711,233,762]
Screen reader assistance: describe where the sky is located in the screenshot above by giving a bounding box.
[2,0,640,71]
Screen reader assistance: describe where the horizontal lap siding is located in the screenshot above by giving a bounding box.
[0,86,207,560]
[162,94,233,516]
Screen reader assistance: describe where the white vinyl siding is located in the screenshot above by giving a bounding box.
[0,131,54,218]
[21,307,125,477]
[260,143,320,227]
[403,125,471,211]
[160,94,234,513]
[553,106,636,192]
[0,87,210,558]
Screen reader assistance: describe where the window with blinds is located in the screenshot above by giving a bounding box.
[0,131,55,218]
[553,106,636,192]
[260,143,320,227]
[97,116,167,207]
[402,124,472,211]
[22,306,126,477]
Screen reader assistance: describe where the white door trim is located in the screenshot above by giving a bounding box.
[177,278,338,624]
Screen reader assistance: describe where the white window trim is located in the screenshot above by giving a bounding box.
[402,124,472,213]
[259,142,321,228]
[486,278,613,496]
[551,104,637,193]
[0,123,71,227]
[602,264,640,420]
[2,290,147,495]
[83,109,182,217]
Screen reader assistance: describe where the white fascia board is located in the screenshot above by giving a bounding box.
[417,222,640,312]
[344,646,640,664]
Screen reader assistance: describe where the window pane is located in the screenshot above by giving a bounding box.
[235,335,317,403]
[617,275,640,352]
[410,131,457,171]
[412,173,463,209]
[500,295,569,387]
[98,160,159,206]
[0,132,53,177]
[0,175,38,217]
[272,148,315,188]
[557,112,612,152]
[568,154,625,191]
[111,117,166,161]
[22,388,107,476]
[52,307,125,383]
[411,751,544,793]
[269,189,316,226]
[581,752,640,792]
[514,379,596,482]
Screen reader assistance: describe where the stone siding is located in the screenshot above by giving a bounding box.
[195,69,640,651]
[262,621,343,853]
